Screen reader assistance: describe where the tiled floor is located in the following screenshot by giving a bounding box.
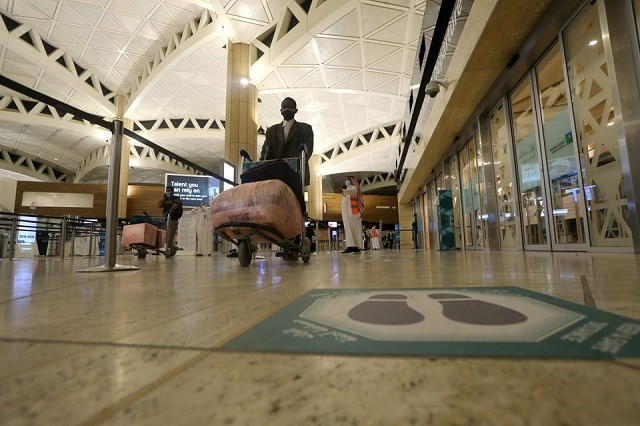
[1,249,639,425]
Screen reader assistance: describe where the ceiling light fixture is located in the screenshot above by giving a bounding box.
[240,77,249,87]
[588,39,598,46]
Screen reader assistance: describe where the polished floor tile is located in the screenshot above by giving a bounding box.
[1,249,639,425]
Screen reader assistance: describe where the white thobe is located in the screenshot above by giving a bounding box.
[341,185,362,249]
[192,207,212,255]
[372,236,380,250]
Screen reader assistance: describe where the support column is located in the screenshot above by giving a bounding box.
[225,43,258,170]
[398,201,414,250]
[116,96,130,219]
[307,154,323,220]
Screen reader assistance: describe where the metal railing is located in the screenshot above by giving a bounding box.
[0,212,104,261]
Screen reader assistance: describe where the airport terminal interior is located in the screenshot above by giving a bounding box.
[1,0,640,424]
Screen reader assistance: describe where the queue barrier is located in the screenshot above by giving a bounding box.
[0,212,106,261]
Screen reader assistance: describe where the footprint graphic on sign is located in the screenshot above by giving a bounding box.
[348,294,425,325]
[428,293,527,325]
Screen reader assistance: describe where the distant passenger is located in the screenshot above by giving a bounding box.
[158,186,183,258]
[341,176,364,253]
[371,226,380,250]
[260,97,314,186]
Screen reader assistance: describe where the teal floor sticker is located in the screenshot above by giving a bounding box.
[224,287,640,358]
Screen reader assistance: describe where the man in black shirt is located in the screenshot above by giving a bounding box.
[158,186,182,258]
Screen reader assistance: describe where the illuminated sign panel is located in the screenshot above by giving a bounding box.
[164,174,221,208]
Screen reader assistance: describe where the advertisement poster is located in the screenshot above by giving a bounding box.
[165,174,221,208]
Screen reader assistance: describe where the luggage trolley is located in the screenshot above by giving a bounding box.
[126,215,167,259]
[213,145,311,267]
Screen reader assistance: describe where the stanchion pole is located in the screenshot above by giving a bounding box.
[77,119,139,273]
[59,216,67,260]
[88,223,94,258]
[7,216,18,261]
[69,221,75,258]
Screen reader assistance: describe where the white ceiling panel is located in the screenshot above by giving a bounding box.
[0,0,428,177]
[321,9,359,38]
[361,4,404,36]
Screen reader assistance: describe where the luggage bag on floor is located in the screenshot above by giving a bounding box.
[210,179,303,241]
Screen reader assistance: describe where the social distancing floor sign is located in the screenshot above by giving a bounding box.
[224,287,640,358]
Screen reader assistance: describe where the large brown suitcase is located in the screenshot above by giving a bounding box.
[121,223,158,247]
[210,179,303,241]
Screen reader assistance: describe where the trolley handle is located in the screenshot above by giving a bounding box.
[240,149,252,162]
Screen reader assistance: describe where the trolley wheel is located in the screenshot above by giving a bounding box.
[301,237,311,263]
[238,239,252,267]
[136,249,147,259]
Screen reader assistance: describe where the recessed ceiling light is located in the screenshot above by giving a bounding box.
[588,39,598,46]
[54,158,58,161]
[607,121,614,126]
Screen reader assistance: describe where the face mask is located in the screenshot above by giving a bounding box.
[345,180,351,187]
[165,192,171,197]
[281,109,295,121]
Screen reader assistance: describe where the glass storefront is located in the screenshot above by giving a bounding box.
[563,1,633,247]
[445,157,463,248]
[475,133,489,247]
[458,134,485,249]
[489,103,518,248]
[510,75,548,247]
[426,181,438,250]
[422,0,637,252]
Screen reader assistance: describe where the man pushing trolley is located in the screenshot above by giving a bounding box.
[210,97,314,267]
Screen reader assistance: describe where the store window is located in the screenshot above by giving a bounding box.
[489,103,518,248]
[471,134,487,247]
[563,1,633,247]
[459,145,473,247]
[426,181,439,250]
[445,156,463,248]
[534,43,586,245]
[510,75,548,246]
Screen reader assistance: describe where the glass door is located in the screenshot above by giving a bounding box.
[459,144,473,248]
[489,102,520,248]
[470,133,486,248]
[509,75,550,249]
[562,1,634,248]
[445,156,464,248]
[426,181,439,250]
[457,134,485,249]
[533,43,588,249]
